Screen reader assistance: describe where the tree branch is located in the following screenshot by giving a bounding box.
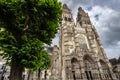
[23,16,30,31]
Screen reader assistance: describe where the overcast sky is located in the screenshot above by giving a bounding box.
[52,0,120,59]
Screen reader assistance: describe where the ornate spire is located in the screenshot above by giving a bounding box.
[77,7,86,17]
[62,4,73,22]
[63,4,69,9]
[77,6,91,24]
[63,4,71,12]
[78,7,83,12]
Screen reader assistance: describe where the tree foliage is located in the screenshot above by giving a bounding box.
[0,0,62,44]
[0,0,62,67]
[0,0,62,79]
[20,39,51,70]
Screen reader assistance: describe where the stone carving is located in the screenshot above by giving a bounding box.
[64,45,74,54]
[50,4,116,80]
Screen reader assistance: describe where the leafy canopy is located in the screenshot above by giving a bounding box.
[20,39,51,70]
[0,0,62,44]
[0,0,62,70]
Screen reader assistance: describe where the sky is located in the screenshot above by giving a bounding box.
[52,0,120,59]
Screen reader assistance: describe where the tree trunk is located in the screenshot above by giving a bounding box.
[0,65,6,80]
[38,69,41,80]
[10,58,23,80]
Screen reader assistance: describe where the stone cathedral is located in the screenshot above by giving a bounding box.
[49,4,116,80]
[0,3,117,80]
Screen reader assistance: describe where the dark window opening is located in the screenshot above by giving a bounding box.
[68,18,72,22]
[64,17,67,21]
[72,71,76,80]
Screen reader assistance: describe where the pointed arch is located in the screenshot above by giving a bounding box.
[71,58,78,63]
[99,59,113,80]
[99,59,108,70]
[71,57,79,71]
[83,54,95,63]
[67,57,81,80]
[77,34,90,49]
[83,54,95,80]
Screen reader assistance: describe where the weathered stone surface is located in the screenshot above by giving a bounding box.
[50,4,116,80]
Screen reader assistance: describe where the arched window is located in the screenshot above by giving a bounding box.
[71,58,78,70]
[64,17,67,21]
[68,18,72,22]
[83,55,94,70]
[83,55,95,80]
[99,60,108,70]
[99,59,113,80]
[70,58,80,80]
[79,36,87,49]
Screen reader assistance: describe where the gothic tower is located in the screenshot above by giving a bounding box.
[51,4,116,80]
[60,4,76,80]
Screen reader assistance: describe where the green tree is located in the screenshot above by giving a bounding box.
[27,50,51,80]
[38,51,51,80]
[0,0,62,80]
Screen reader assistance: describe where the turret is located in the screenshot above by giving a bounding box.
[77,7,91,26]
[62,4,74,22]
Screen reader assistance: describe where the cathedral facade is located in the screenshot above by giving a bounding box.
[50,4,116,80]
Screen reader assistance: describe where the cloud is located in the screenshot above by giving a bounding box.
[59,0,93,7]
[52,33,59,46]
[93,0,120,11]
[59,0,120,11]
[87,6,120,46]
[52,0,120,59]
[105,43,120,59]
[87,6,120,59]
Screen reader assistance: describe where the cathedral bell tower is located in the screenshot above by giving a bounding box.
[59,4,78,80]
[60,4,75,56]
[51,4,116,80]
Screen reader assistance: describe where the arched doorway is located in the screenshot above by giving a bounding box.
[83,55,95,80]
[70,58,80,80]
[99,59,113,80]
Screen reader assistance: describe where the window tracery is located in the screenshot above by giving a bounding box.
[79,36,87,49]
